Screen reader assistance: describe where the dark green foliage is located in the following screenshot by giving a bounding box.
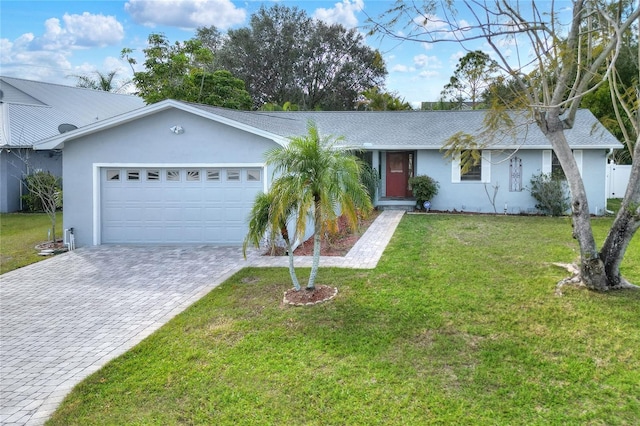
[441,50,497,109]
[20,192,43,213]
[191,71,252,110]
[357,87,412,111]
[359,162,379,202]
[215,5,387,110]
[126,34,251,109]
[529,172,570,216]
[408,175,439,207]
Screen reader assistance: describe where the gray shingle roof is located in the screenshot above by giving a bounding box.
[0,76,145,147]
[190,105,622,150]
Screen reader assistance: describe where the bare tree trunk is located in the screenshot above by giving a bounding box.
[599,142,640,288]
[541,112,609,291]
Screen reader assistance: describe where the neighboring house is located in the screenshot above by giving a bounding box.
[35,100,621,247]
[0,76,145,212]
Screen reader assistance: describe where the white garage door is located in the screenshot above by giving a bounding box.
[101,167,263,244]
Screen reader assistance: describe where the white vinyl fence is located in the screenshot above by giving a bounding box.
[606,163,632,198]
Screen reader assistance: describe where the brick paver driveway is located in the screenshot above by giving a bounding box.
[0,246,253,426]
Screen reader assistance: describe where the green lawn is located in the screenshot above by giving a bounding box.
[47,214,639,425]
[0,212,63,274]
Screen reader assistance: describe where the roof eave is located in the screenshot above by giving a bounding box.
[34,100,288,150]
[348,144,622,150]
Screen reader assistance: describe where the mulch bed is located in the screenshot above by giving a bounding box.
[283,285,338,306]
[269,210,380,257]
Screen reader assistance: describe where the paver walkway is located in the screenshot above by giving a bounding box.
[0,210,404,425]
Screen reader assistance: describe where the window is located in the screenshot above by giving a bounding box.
[127,170,140,181]
[551,151,565,179]
[106,170,120,181]
[460,150,481,181]
[452,150,490,183]
[226,169,240,181]
[147,170,160,181]
[247,169,261,182]
[166,170,180,181]
[206,169,220,181]
[186,170,200,181]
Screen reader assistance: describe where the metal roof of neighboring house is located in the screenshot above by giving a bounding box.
[35,99,623,151]
[0,76,145,148]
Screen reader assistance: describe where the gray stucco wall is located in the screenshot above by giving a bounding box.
[376,148,609,215]
[0,149,62,212]
[62,109,281,247]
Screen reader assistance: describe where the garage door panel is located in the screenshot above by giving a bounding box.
[101,167,261,244]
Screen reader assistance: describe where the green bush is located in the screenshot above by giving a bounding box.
[409,175,439,208]
[529,172,570,216]
[359,162,379,203]
[21,172,62,212]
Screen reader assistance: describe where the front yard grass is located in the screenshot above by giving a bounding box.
[0,213,63,274]
[48,214,639,425]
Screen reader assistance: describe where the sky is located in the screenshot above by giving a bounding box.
[0,0,569,108]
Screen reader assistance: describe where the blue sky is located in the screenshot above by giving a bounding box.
[0,1,567,107]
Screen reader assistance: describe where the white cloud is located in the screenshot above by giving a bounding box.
[313,0,364,28]
[450,51,464,63]
[0,12,124,83]
[391,64,415,73]
[34,14,124,50]
[125,0,246,30]
[64,13,124,47]
[418,70,439,78]
[421,42,433,51]
[413,54,441,69]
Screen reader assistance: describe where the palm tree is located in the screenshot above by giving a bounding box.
[243,190,302,290]
[70,70,130,93]
[265,121,373,290]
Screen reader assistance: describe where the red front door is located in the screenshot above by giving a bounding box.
[386,152,411,197]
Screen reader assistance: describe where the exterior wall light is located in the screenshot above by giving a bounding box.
[170,125,184,134]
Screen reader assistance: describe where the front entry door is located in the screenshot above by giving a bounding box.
[386,152,412,197]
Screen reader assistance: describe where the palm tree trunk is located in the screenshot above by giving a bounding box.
[285,238,301,291]
[307,206,322,290]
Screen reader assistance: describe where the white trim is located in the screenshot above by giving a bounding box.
[573,149,583,176]
[481,150,491,183]
[93,162,265,168]
[542,150,552,174]
[451,150,490,183]
[451,153,461,183]
[93,162,267,245]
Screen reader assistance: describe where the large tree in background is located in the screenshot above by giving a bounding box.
[370,0,640,292]
[440,50,498,110]
[581,33,638,163]
[357,86,413,110]
[124,34,251,108]
[213,5,387,110]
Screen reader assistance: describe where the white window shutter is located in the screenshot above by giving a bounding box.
[481,150,491,183]
[451,153,461,183]
[542,150,552,174]
[573,150,583,176]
